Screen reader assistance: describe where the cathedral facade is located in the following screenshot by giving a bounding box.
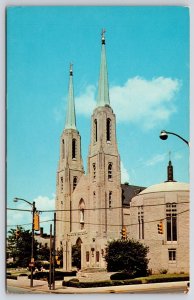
[55,32,189,273]
[56,31,123,270]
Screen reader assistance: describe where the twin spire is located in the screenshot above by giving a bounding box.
[65,63,76,130]
[65,30,110,130]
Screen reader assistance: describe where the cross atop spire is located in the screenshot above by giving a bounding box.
[101,28,106,44]
[97,29,110,107]
[65,63,76,130]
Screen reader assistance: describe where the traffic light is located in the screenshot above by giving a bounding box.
[34,212,40,231]
[121,226,127,240]
[15,228,20,239]
[157,221,163,234]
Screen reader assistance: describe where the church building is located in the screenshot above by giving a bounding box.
[55,31,189,274]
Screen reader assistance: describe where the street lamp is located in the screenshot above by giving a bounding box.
[13,197,36,288]
[159,130,189,146]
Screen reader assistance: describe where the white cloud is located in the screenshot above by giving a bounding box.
[75,76,180,130]
[145,153,166,166]
[121,161,130,184]
[75,85,96,116]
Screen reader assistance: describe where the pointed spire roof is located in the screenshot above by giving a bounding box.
[65,63,77,130]
[97,29,110,107]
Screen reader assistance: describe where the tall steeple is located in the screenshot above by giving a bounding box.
[97,29,110,107]
[65,64,76,130]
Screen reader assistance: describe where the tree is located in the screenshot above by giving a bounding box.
[6,227,39,267]
[37,244,50,261]
[105,239,149,277]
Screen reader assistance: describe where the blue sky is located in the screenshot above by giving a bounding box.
[7,6,189,233]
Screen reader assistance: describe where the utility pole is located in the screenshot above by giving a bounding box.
[52,213,56,290]
[30,201,35,287]
[49,224,52,290]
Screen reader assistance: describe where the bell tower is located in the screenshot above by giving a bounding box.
[88,30,122,239]
[56,64,84,249]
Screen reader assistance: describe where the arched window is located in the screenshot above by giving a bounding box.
[72,139,76,159]
[94,119,97,142]
[73,176,77,190]
[108,163,113,180]
[166,203,177,241]
[62,139,65,159]
[79,199,85,229]
[106,118,111,142]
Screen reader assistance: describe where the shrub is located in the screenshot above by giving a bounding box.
[145,275,189,284]
[105,239,149,277]
[28,271,48,280]
[18,273,28,277]
[62,278,142,288]
[159,268,168,274]
[110,272,135,280]
[7,275,17,280]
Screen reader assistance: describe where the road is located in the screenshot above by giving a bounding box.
[6,284,186,294]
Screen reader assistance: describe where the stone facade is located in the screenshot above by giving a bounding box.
[129,182,189,274]
[55,32,189,274]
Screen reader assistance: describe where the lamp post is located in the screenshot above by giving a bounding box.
[13,197,36,288]
[159,130,189,146]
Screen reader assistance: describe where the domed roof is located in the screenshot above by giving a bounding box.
[139,181,189,195]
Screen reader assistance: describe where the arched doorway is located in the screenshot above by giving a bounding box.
[72,238,82,269]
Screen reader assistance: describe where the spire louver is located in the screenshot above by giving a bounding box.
[97,29,110,107]
[65,64,77,130]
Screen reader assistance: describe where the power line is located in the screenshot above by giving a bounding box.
[7,201,189,213]
[7,209,189,229]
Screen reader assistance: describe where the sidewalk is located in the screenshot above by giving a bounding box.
[6,277,188,294]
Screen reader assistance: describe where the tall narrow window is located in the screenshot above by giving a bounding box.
[93,163,96,180]
[86,251,89,262]
[166,203,177,241]
[73,176,77,190]
[62,139,64,159]
[93,191,96,209]
[79,199,85,230]
[168,249,176,261]
[138,206,144,239]
[109,191,112,208]
[60,177,63,192]
[72,139,76,159]
[96,251,100,262]
[106,118,111,142]
[108,163,113,180]
[94,119,97,142]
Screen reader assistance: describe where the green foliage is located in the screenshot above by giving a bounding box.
[110,272,135,280]
[6,227,39,267]
[62,274,189,288]
[145,274,189,284]
[72,244,81,269]
[62,278,142,288]
[105,239,149,277]
[37,245,50,261]
[159,268,168,274]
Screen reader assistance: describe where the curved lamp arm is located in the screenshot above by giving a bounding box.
[160,130,189,146]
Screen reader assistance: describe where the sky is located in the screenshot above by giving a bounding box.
[6,6,189,234]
